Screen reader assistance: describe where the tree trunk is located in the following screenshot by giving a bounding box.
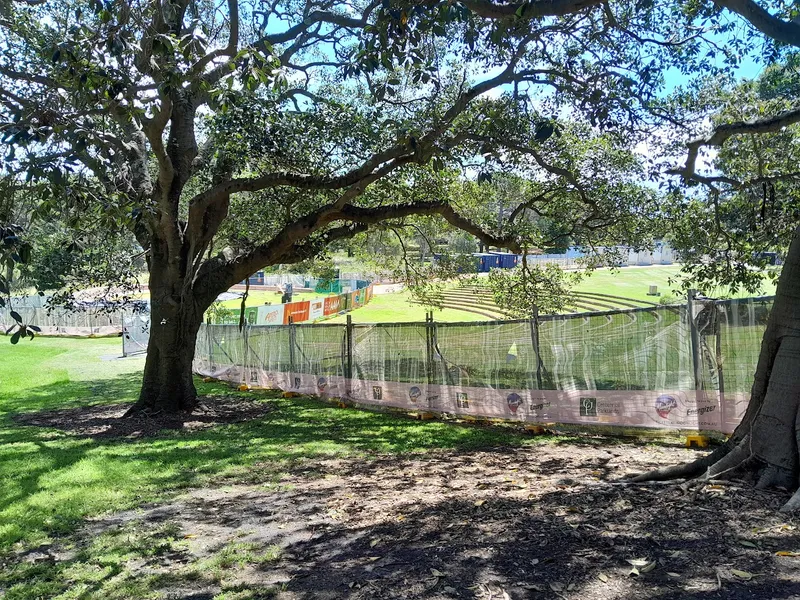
[634,224,800,511]
[126,252,210,415]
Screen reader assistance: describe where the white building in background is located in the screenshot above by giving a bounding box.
[522,242,676,268]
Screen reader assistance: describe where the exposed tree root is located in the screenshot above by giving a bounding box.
[629,442,732,483]
[704,435,752,480]
[781,488,800,513]
[756,464,795,490]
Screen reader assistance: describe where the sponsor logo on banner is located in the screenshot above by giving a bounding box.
[372,386,383,400]
[250,370,258,383]
[655,394,678,418]
[456,392,469,408]
[317,377,328,392]
[293,377,301,389]
[529,399,551,412]
[507,393,523,414]
[579,396,597,417]
[409,386,422,403]
[687,405,715,416]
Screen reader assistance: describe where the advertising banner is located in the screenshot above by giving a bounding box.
[308,298,325,321]
[353,288,366,308]
[256,305,285,325]
[323,295,341,315]
[283,301,310,324]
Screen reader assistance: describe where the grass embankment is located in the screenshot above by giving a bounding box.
[0,337,550,599]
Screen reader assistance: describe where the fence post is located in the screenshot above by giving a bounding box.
[425,311,434,387]
[207,321,215,372]
[288,316,296,376]
[687,289,701,391]
[530,303,544,389]
[715,300,726,427]
[345,314,353,380]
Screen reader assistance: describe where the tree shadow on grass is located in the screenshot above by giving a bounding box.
[0,371,553,554]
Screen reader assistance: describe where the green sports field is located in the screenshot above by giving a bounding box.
[323,265,777,324]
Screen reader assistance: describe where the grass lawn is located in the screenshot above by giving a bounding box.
[0,336,549,599]
[573,265,777,302]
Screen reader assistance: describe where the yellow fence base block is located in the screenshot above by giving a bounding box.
[238,384,250,392]
[525,424,547,435]
[202,377,217,383]
[412,412,436,421]
[685,434,710,448]
[337,400,348,409]
[282,391,302,398]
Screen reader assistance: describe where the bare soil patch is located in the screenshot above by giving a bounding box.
[12,395,274,439]
[53,442,800,599]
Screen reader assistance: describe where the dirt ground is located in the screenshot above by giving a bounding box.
[38,441,800,599]
[12,396,274,439]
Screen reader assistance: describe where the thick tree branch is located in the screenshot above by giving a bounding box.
[461,0,603,19]
[714,0,800,47]
[672,106,800,181]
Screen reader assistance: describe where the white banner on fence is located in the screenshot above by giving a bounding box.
[256,305,285,325]
[192,357,749,434]
[308,299,325,321]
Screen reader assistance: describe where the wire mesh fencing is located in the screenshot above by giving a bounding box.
[195,296,773,434]
[1,305,126,336]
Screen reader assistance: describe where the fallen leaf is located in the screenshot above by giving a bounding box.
[731,569,753,581]
[627,558,651,567]
[628,566,640,577]
[370,538,380,548]
[776,551,800,557]
[667,572,681,578]
[183,534,197,539]
[431,568,445,577]
[474,499,485,507]
[640,561,657,573]
[549,582,564,592]
[567,583,575,591]
[739,540,758,548]
[444,586,457,594]
[598,573,609,583]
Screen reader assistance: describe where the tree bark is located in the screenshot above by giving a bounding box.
[126,246,211,414]
[634,223,800,511]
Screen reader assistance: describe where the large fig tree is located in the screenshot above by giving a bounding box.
[0,0,687,412]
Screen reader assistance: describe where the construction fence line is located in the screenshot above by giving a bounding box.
[0,305,125,337]
[193,295,773,435]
